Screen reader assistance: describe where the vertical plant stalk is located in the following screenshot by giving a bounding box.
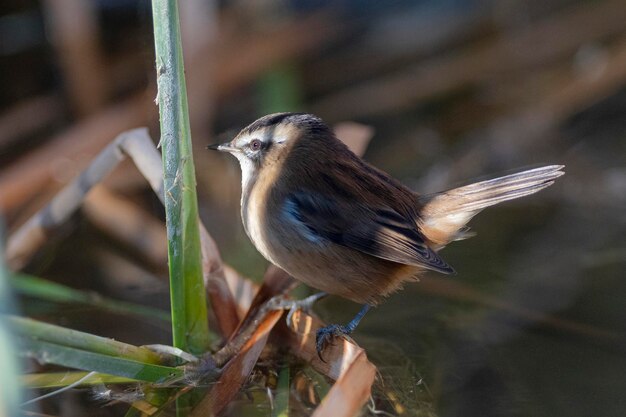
[151,0,210,354]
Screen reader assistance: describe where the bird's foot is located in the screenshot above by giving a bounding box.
[282,292,327,327]
[315,324,351,361]
[314,304,371,361]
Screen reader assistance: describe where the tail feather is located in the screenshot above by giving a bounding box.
[419,165,564,246]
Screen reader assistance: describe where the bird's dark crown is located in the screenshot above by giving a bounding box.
[238,112,332,138]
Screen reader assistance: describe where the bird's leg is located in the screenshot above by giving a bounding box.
[315,304,372,361]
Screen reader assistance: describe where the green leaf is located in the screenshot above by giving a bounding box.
[125,386,177,417]
[151,0,210,355]
[22,372,137,388]
[10,273,171,322]
[18,338,182,383]
[8,316,163,364]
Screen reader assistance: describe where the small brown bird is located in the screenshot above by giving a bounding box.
[208,113,563,356]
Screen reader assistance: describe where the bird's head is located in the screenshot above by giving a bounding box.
[207,112,333,183]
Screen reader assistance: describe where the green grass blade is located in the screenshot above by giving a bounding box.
[125,386,176,417]
[151,0,210,355]
[23,372,137,388]
[10,273,171,322]
[18,338,182,383]
[124,407,143,417]
[8,316,164,364]
[272,366,290,417]
[0,229,22,416]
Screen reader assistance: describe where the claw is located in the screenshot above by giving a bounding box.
[285,303,298,326]
[315,324,348,362]
[313,304,372,361]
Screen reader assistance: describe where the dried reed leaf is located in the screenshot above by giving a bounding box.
[200,225,241,338]
[223,265,258,317]
[312,350,376,417]
[277,310,377,416]
[190,310,283,417]
[284,311,376,381]
[5,128,155,270]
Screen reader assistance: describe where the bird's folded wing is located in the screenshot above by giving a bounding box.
[285,193,454,274]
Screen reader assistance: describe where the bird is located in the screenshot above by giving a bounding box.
[207,112,564,358]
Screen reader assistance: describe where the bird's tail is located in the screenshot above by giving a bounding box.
[418,165,564,247]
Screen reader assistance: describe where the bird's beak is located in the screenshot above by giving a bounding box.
[206,142,238,153]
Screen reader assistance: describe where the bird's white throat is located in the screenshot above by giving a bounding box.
[234,153,258,196]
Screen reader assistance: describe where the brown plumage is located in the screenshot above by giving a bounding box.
[209,113,564,306]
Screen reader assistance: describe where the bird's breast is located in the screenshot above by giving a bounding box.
[241,189,272,264]
[240,163,287,265]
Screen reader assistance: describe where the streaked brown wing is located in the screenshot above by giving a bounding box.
[285,192,454,274]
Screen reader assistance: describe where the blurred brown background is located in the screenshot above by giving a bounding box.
[1,1,625,416]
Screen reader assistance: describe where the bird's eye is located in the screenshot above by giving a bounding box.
[249,139,262,151]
